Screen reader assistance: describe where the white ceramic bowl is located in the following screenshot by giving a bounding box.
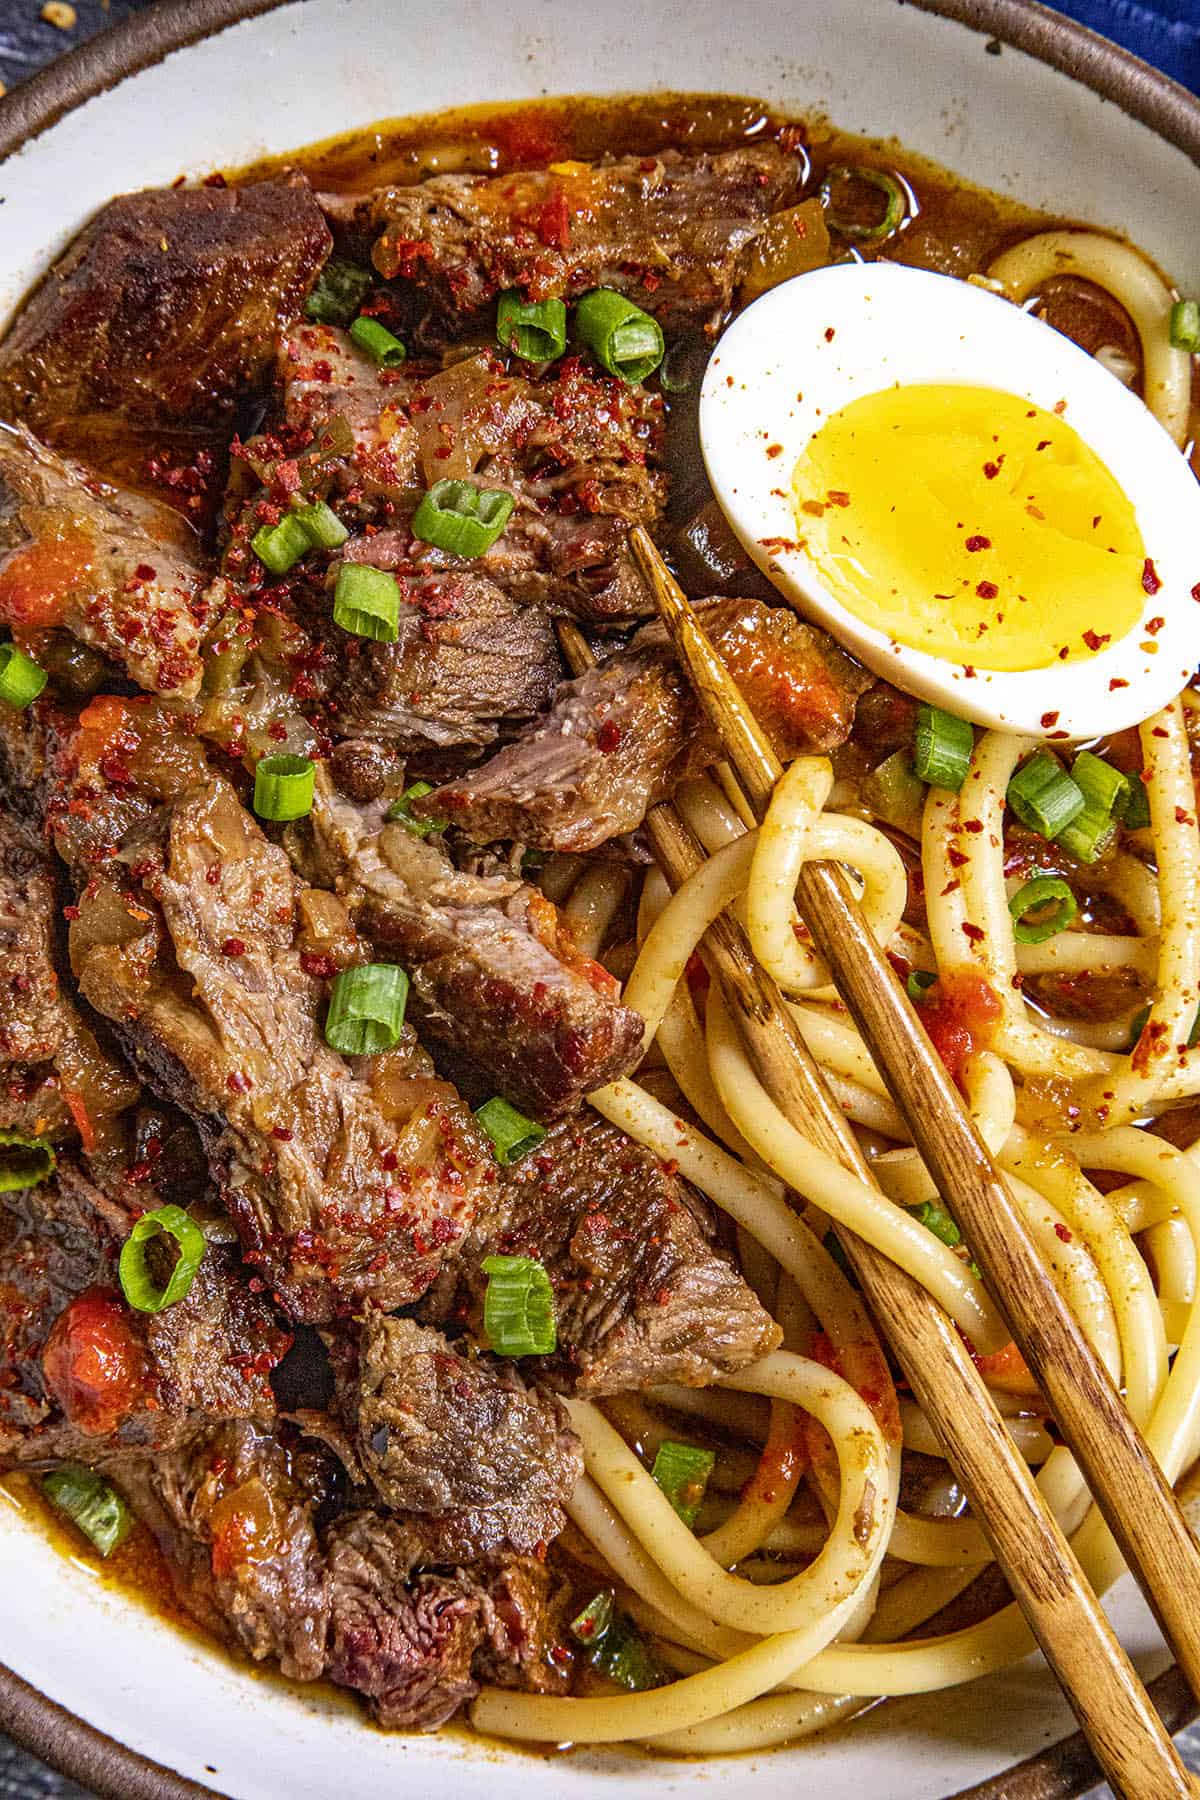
[1,4,1198,1796]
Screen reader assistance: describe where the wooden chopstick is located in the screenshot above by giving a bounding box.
[611,543,1200,1798]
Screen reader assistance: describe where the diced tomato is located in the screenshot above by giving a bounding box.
[921,970,1001,1087]
[973,1338,1040,1397]
[0,527,92,632]
[41,1286,150,1436]
[208,1477,281,1579]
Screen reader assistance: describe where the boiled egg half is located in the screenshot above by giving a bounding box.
[699,261,1200,738]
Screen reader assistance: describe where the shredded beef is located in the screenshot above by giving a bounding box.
[333,145,800,324]
[353,1314,580,1557]
[0,424,215,700]
[416,598,870,850]
[307,773,644,1118]
[421,1112,780,1393]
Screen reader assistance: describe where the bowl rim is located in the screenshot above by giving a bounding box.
[0,1,1197,1795]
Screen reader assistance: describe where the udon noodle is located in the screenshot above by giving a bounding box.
[470,236,1200,1753]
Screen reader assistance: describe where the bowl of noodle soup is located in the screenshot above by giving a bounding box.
[2,2,1200,1797]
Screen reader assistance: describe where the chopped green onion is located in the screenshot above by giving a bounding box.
[574,289,665,384]
[291,499,349,550]
[474,1095,546,1166]
[912,704,973,790]
[1054,750,1125,862]
[1008,875,1078,945]
[332,563,401,642]
[349,316,407,367]
[251,514,312,576]
[1169,300,1200,353]
[482,1253,557,1356]
[496,290,568,362]
[1119,771,1151,831]
[909,1200,962,1250]
[43,1466,132,1558]
[305,257,373,327]
[864,749,927,837]
[569,1590,615,1648]
[0,1129,55,1193]
[253,753,315,823]
[118,1204,206,1314]
[1006,752,1085,839]
[651,1440,716,1527]
[411,480,515,559]
[0,643,47,710]
[906,970,936,1004]
[590,1609,668,1691]
[324,963,409,1056]
[819,164,907,243]
[386,780,444,838]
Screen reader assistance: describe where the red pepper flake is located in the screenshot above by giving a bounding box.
[271,1126,294,1142]
[964,534,991,552]
[1146,616,1165,635]
[1109,678,1129,690]
[1142,558,1162,595]
[765,443,783,459]
[982,459,1003,480]
[226,1071,252,1094]
[824,326,835,343]
[1040,711,1060,728]
[536,188,570,250]
[961,922,985,943]
[1176,806,1194,826]
[63,904,80,921]
[1082,630,1110,652]
[300,951,335,979]
[1191,582,1200,602]
[976,580,999,600]
[1054,1221,1073,1244]
[220,938,246,958]
[826,489,851,508]
[596,720,621,754]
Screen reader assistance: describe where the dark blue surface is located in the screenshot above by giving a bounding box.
[1055,0,1200,90]
[0,1,1196,1797]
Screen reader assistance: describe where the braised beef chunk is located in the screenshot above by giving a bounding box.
[0,1162,286,1470]
[0,790,141,1152]
[277,327,665,621]
[422,1113,780,1394]
[52,705,494,1322]
[0,425,213,700]
[333,559,561,751]
[0,176,330,443]
[324,1513,569,1729]
[115,1419,334,1679]
[114,1419,571,1728]
[354,1315,581,1557]
[416,599,870,851]
[309,775,644,1118]
[339,145,800,324]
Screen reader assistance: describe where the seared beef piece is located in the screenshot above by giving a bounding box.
[53,703,495,1322]
[422,1112,780,1395]
[308,775,644,1118]
[415,598,871,851]
[0,176,330,441]
[0,425,213,700]
[0,1162,287,1470]
[353,1315,580,1558]
[279,328,665,621]
[115,1419,569,1729]
[335,145,800,324]
[115,1419,334,1680]
[324,1513,569,1730]
[332,557,561,751]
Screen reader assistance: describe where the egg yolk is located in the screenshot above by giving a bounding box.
[791,384,1145,671]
